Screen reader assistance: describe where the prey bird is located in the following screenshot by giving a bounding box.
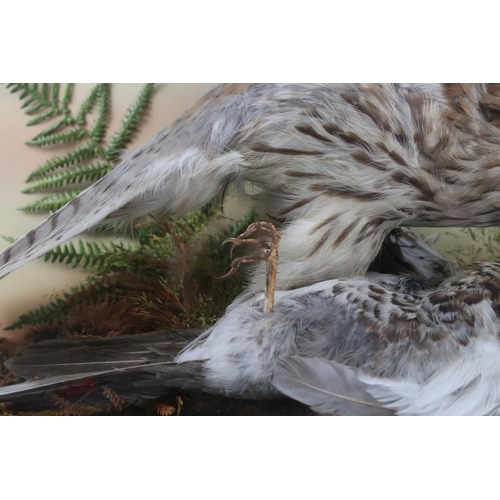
[0,83,498,290]
[1,233,500,417]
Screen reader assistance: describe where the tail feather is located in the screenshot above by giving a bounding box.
[273,356,395,416]
[5,330,202,380]
[0,164,138,280]
[0,331,205,411]
[0,361,204,412]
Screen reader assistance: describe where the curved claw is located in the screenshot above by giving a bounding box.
[217,256,245,280]
[219,221,281,313]
[217,254,267,280]
[222,238,238,259]
[223,236,270,260]
[216,267,239,280]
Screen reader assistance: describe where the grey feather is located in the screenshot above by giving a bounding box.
[0,359,205,412]
[272,356,394,416]
[6,330,202,380]
[0,330,205,409]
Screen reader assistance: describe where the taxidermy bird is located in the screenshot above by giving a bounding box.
[3,244,500,416]
[0,83,498,290]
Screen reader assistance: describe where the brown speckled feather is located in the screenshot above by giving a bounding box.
[0,83,499,290]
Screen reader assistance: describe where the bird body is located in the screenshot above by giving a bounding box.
[1,83,500,290]
[3,261,500,415]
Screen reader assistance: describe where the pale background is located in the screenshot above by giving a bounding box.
[0,83,219,338]
[0,83,471,339]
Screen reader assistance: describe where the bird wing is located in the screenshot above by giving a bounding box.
[273,263,500,415]
[0,83,259,280]
[273,356,395,416]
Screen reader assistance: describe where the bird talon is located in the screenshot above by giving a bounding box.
[219,221,281,313]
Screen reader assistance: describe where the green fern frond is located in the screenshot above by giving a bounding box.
[29,115,77,142]
[25,127,86,146]
[26,108,58,126]
[25,101,49,116]
[23,162,113,192]
[75,83,106,125]
[44,240,132,269]
[26,143,104,181]
[7,84,52,115]
[61,83,73,109]
[19,191,82,212]
[4,298,69,330]
[4,276,123,330]
[89,84,109,142]
[105,83,155,161]
[7,83,73,122]
[50,83,60,107]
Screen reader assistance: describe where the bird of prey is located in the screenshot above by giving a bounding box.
[2,253,500,416]
[0,83,498,290]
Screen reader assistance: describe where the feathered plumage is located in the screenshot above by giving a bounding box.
[3,258,500,415]
[272,357,394,416]
[0,83,499,290]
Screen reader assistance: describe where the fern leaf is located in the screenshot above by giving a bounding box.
[26,108,57,126]
[4,299,68,330]
[25,143,104,181]
[62,83,73,109]
[75,83,102,125]
[105,83,154,161]
[25,103,55,117]
[44,240,132,270]
[23,162,113,192]
[21,95,38,109]
[5,277,112,329]
[89,84,109,142]
[29,116,70,142]
[4,276,130,330]
[6,83,20,92]
[50,83,59,107]
[19,191,82,212]
[26,106,57,127]
[25,127,86,147]
[7,83,54,117]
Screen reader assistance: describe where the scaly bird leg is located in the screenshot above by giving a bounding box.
[219,222,281,313]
